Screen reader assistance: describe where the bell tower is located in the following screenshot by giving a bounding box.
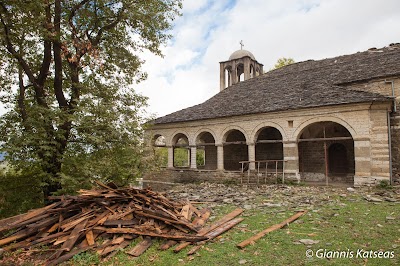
[219,41,263,91]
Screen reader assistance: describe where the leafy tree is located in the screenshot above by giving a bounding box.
[0,0,182,198]
[273,57,295,69]
[153,147,205,168]
[196,149,204,166]
[174,148,189,167]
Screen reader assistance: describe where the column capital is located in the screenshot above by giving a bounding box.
[246,142,255,146]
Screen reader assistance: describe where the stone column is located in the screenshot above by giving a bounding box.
[248,143,255,170]
[167,146,174,168]
[243,58,250,80]
[220,63,225,91]
[217,144,224,170]
[190,146,197,169]
[283,141,299,181]
[232,62,238,85]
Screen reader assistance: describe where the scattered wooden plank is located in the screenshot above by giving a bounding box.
[103,220,137,226]
[94,227,207,242]
[29,231,69,247]
[236,211,307,249]
[188,203,201,217]
[47,223,60,233]
[174,208,243,253]
[158,208,210,252]
[104,240,131,258]
[126,236,153,257]
[180,205,192,220]
[192,208,211,229]
[159,240,178,251]
[85,230,95,246]
[133,210,198,232]
[52,219,88,260]
[2,202,60,230]
[111,237,125,245]
[46,245,95,266]
[187,217,244,255]
[0,227,37,247]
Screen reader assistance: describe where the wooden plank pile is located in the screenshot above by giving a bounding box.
[0,182,243,265]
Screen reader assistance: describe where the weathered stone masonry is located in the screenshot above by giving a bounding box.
[147,45,400,186]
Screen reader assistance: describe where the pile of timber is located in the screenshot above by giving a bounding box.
[0,182,243,265]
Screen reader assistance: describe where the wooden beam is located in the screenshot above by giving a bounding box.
[298,137,353,142]
[236,211,307,249]
[187,217,244,255]
[126,237,153,257]
[223,141,246,145]
[174,208,243,253]
[256,140,283,144]
[94,227,207,242]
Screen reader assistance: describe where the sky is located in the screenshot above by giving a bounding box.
[135,0,400,118]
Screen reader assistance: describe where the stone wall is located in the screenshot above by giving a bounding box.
[255,143,283,161]
[224,144,247,171]
[347,78,400,183]
[143,168,243,190]
[204,145,217,170]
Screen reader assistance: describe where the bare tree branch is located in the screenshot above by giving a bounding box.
[0,3,49,108]
[17,67,27,122]
[53,0,68,108]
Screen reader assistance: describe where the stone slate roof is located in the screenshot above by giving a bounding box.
[153,44,399,125]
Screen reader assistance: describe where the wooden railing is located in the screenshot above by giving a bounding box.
[239,160,287,185]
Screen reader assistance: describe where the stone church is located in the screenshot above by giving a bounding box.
[146,43,400,186]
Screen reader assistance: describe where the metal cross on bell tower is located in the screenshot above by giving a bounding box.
[240,40,244,50]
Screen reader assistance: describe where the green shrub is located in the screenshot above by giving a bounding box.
[377,180,392,189]
[0,168,43,218]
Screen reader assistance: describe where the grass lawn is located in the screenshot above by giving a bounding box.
[1,185,399,265]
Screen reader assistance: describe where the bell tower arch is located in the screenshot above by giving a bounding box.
[219,41,263,91]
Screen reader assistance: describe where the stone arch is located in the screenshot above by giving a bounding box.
[171,132,191,168]
[224,66,232,88]
[236,63,244,82]
[222,128,248,171]
[193,128,218,145]
[297,121,355,184]
[250,64,255,78]
[194,130,217,170]
[221,126,249,143]
[151,133,168,167]
[152,133,167,147]
[251,122,288,143]
[170,130,192,146]
[254,126,284,164]
[293,116,356,141]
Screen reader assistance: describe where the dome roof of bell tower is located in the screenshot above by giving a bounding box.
[229,49,256,60]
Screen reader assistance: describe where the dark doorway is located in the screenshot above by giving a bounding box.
[224,130,248,171]
[328,143,348,174]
